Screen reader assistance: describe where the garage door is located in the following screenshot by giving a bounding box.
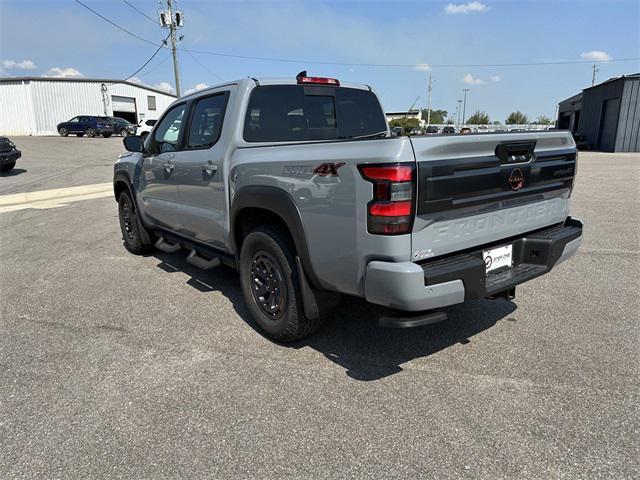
[111,95,136,113]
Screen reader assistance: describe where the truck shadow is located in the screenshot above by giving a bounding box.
[152,251,516,382]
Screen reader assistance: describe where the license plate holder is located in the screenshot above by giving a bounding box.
[483,244,513,274]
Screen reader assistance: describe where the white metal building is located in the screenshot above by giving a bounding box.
[0,77,176,136]
[385,110,424,127]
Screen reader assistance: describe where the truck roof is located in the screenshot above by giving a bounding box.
[181,77,372,100]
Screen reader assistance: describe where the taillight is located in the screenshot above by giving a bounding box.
[359,163,415,235]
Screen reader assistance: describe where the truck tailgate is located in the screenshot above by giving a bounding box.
[409,132,577,261]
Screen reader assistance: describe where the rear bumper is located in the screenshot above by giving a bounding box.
[364,217,583,311]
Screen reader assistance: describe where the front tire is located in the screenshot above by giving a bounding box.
[58,127,68,137]
[239,226,321,342]
[120,128,129,137]
[118,190,153,254]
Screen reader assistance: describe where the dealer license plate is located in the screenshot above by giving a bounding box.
[483,244,513,274]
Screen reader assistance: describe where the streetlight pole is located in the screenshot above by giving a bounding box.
[426,74,433,126]
[457,100,462,126]
[462,88,470,125]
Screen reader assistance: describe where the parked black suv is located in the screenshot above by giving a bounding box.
[57,116,114,138]
[104,117,137,137]
[442,126,455,134]
[0,137,21,172]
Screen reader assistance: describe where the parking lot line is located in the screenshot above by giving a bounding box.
[0,182,113,213]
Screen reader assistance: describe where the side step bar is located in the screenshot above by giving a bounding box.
[186,249,221,270]
[379,311,447,329]
[155,236,181,253]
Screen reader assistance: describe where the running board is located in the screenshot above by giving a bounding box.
[379,311,447,329]
[186,249,221,270]
[155,236,181,253]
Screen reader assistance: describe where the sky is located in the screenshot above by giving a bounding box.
[1,0,639,123]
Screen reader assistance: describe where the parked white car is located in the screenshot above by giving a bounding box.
[136,119,157,139]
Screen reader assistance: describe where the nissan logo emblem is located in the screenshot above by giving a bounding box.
[508,168,525,191]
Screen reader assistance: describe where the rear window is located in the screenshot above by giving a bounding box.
[243,85,386,142]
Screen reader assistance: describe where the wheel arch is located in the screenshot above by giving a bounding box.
[230,186,323,289]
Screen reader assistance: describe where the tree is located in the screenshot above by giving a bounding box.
[506,111,529,125]
[533,115,553,125]
[389,117,420,132]
[420,109,448,125]
[466,110,490,124]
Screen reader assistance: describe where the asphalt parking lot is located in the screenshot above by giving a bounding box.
[1,136,638,479]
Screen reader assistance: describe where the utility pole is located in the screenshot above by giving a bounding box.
[160,0,183,97]
[462,88,470,125]
[591,64,599,86]
[426,74,433,126]
[457,100,462,126]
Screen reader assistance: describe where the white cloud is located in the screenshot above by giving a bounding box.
[445,1,487,14]
[153,81,175,94]
[489,75,501,82]
[580,50,612,62]
[17,60,37,70]
[185,82,210,94]
[414,63,431,72]
[462,73,484,85]
[128,76,144,85]
[44,67,83,78]
[2,59,38,70]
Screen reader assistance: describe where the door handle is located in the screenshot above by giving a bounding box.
[201,164,218,176]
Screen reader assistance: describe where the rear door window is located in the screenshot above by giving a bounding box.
[186,92,229,149]
[243,85,386,142]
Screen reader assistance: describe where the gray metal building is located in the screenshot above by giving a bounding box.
[557,73,639,152]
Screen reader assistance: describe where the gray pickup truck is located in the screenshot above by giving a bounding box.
[114,73,582,341]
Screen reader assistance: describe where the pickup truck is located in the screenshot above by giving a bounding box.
[114,73,582,341]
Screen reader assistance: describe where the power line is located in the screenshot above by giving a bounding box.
[138,52,172,78]
[185,49,640,69]
[73,0,159,46]
[108,35,169,86]
[121,0,157,24]
[73,1,640,70]
[181,47,224,81]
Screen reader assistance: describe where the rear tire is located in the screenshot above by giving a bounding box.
[76,133,84,137]
[86,127,96,138]
[102,133,112,138]
[0,161,16,173]
[118,190,153,255]
[239,225,322,342]
[58,127,68,137]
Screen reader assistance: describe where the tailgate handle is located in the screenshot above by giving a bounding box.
[495,141,536,164]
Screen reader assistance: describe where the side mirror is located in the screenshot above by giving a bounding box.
[123,135,145,153]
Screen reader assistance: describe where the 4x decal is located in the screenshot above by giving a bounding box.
[313,162,346,176]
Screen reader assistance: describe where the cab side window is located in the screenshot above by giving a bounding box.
[148,103,186,155]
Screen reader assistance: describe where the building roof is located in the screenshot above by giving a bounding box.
[0,76,177,97]
[559,92,583,105]
[385,110,421,116]
[583,72,640,91]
